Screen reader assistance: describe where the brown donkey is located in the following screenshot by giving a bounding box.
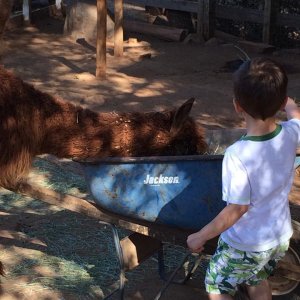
[0,66,207,191]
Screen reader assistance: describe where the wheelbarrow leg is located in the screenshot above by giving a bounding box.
[154,252,204,300]
[99,221,126,300]
[157,246,166,280]
[158,249,204,284]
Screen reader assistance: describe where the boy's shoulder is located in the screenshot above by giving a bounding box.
[224,138,258,163]
[223,141,244,165]
[225,139,244,155]
[281,118,300,128]
[280,119,300,141]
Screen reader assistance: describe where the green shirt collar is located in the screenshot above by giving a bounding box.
[240,124,282,141]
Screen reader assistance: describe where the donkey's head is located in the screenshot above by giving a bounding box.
[157,97,207,156]
[170,97,195,135]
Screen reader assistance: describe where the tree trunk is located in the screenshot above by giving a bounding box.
[0,0,13,36]
[64,0,115,47]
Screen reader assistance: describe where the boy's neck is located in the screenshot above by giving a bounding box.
[244,115,277,137]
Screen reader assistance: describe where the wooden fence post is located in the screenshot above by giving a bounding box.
[114,0,123,57]
[23,0,32,25]
[55,0,61,9]
[96,0,107,79]
[202,0,216,41]
[197,0,204,38]
[263,0,277,44]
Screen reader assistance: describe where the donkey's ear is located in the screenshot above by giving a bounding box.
[170,98,195,135]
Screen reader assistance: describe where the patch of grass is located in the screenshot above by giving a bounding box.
[32,158,87,196]
[0,189,51,213]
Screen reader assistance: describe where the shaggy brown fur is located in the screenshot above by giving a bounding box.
[0,66,207,189]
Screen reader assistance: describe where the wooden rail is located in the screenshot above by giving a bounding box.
[126,0,198,13]
[13,181,218,255]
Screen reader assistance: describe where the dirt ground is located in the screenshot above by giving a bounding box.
[0,10,300,300]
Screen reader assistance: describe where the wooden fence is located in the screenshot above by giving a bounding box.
[125,0,300,43]
[12,0,300,44]
[9,0,300,77]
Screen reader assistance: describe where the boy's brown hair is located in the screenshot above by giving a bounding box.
[233,57,288,120]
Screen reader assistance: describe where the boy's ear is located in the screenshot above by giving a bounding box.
[280,97,288,111]
[233,98,243,113]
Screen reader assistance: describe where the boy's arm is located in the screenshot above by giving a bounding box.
[285,97,300,120]
[186,203,248,253]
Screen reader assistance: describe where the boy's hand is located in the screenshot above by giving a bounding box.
[187,231,206,253]
[285,97,300,120]
[285,97,297,109]
[186,203,248,253]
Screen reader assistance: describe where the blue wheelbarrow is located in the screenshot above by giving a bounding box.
[79,154,224,299]
[83,154,225,232]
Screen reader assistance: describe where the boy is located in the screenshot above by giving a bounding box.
[187,57,300,300]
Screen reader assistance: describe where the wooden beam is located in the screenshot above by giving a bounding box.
[125,0,198,13]
[96,0,107,79]
[114,0,123,57]
[124,20,188,42]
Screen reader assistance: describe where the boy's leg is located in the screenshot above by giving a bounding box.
[205,239,241,298]
[246,279,272,300]
[244,241,290,300]
[205,238,288,300]
[208,293,233,300]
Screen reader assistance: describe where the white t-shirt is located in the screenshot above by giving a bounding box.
[221,119,300,252]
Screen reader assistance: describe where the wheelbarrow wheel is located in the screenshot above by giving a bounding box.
[269,244,300,298]
[270,220,300,299]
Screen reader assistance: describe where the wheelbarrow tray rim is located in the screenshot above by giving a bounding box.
[73,154,224,165]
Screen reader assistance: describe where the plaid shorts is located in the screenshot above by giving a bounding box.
[205,237,289,296]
